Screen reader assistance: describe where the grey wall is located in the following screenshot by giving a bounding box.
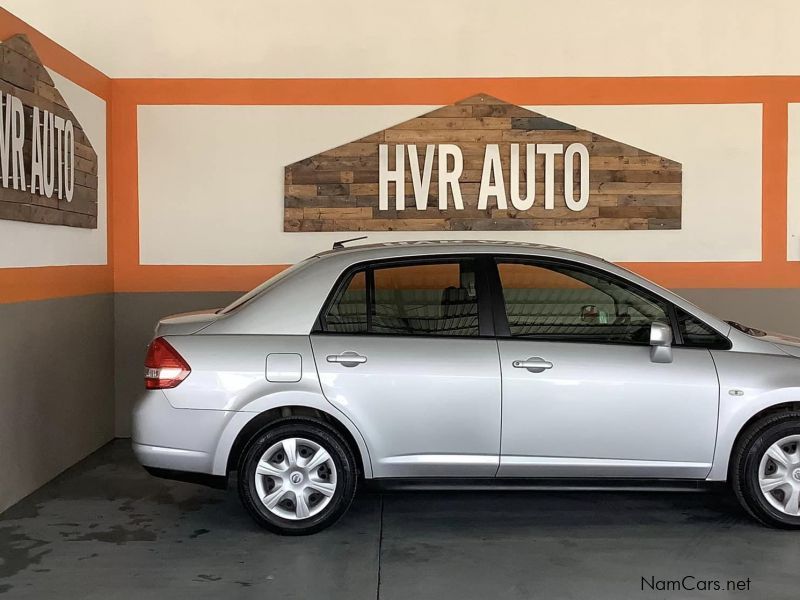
[0,294,115,513]
[113,292,241,436]
[111,288,800,438]
[677,289,800,337]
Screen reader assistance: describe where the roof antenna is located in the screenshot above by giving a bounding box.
[332,236,368,250]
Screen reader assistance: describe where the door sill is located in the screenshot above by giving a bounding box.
[364,477,727,493]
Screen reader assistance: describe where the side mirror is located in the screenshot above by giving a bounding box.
[649,321,673,364]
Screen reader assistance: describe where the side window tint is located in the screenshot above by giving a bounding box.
[325,270,368,333]
[321,260,480,337]
[497,261,669,344]
[676,309,730,349]
[372,261,479,337]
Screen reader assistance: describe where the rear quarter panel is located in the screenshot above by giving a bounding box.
[161,334,373,477]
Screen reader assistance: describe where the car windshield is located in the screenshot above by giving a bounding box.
[219,257,316,314]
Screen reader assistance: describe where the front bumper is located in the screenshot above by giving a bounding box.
[131,389,233,475]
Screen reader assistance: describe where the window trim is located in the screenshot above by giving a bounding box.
[312,254,496,339]
[487,255,731,350]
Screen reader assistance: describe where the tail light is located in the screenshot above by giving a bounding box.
[144,337,191,389]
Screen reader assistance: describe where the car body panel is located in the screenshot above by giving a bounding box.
[310,334,502,477]
[706,349,800,480]
[161,334,320,411]
[132,389,233,473]
[497,340,719,478]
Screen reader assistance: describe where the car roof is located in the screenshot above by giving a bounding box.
[313,239,604,263]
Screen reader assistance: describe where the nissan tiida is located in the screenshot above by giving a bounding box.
[133,241,800,534]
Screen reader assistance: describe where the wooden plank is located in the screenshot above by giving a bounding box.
[391,117,511,130]
[384,129,506,143]
[648,218,681,229]
[421,105,473,118]
[333,218,448,231]
[473,104,543,118]
[302,207,372,220]
[599,206,681,219]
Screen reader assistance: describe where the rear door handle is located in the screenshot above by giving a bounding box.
[326,352,367,367]
[512,357,553,373]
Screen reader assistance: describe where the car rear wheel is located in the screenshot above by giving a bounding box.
[238,419,357,535]
[731,411,800,529]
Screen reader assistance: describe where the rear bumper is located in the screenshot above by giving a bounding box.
[132,442,211,472]
[142,465,227,489]
[131,389,233,475]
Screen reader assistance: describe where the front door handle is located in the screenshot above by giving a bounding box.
[327,352,367,367]
[512,357,553,373]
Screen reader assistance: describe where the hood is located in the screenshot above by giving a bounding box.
[758,331,800,359]
[155,309,221,337]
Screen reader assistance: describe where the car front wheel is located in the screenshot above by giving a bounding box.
[238,419,357,535]
[732,411,800,529]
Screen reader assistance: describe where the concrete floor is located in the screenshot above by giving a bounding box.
[1,442,798,599]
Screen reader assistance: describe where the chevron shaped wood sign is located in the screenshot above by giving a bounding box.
[284,93,681,232]
[0,33,98,228]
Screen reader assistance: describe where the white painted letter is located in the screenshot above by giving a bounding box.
[30,107,44,195]
[54,115,65,199]
[43,111,55,198]
[537,143,563,209]
[408,144,435,210]
[564,143,590,211]
[10,95,26,191]
[64,120,75,202]
[0,94,11,187]
[510,143,536,211]
[379,144,405,211]
[478,144,507,210]
[438,144,463,210]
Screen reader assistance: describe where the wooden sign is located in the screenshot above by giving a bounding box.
[0,34,98,229]
[284,94,681,232]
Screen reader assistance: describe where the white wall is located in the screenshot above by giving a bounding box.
[138,103,761,265]
[0,68,107,268]
[5,0,800,78]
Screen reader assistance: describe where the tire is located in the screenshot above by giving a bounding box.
[238,418,357,535]
[731,411,800,529]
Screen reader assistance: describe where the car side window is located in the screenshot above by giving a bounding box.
[324,270,368,334]
[322,259,480,337]
[496,260,669,345]
[675,308,730,349]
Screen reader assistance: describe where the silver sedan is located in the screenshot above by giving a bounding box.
[132,240,800,534]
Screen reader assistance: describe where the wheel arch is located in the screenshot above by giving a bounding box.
[222,405,372,479]
[726,401,800,477]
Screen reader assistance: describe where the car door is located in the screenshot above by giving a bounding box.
[492,258,721,479]
[311,256,502,478]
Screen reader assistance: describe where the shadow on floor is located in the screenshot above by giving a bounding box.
[1,441,797,599]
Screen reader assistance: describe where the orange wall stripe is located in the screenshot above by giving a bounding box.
[116,265,289,294]
[115,76,800,106]
[109,262,800,294]
[0,8,110,100]
[109,85,138,293]
[0,266,112,303]
[762,102,789,264]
